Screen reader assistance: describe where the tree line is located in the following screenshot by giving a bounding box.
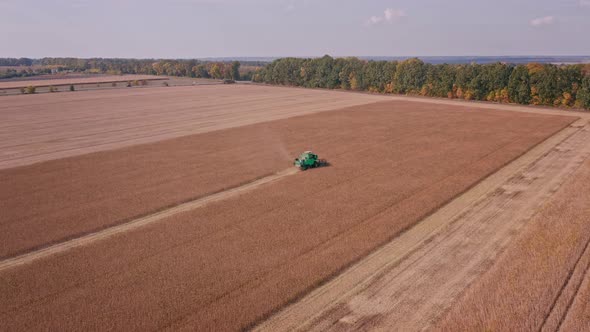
[3,56,589,109]
[39,58,248,80]
[0,67,53,80]
[0,58,263,81]
[0,58,34,66]
[253,56,590,110]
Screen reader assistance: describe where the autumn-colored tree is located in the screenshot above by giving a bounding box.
[576,76,590,109]
[499,88,510,103]
[526,63,544,75]
[209,64,222,79]
[152,62,164,76]
[486,91,496,102]
[349,73,359,90]
[420,85,429,96]
[561,92,573,107]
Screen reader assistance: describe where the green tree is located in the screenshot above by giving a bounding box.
[230,61,241,80]
[394,58,426,94]
[209,64,222,79]
[508,66,531,104]
[529,64,559,105]
[364,61,391,92]
[337,58,364,90]
[192,64,209,78]
[576,76,590,109]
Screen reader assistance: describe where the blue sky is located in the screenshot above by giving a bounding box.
[1,0,589,58]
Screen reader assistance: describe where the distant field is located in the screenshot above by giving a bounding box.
[0,74,165,89]
[0,84,386,169]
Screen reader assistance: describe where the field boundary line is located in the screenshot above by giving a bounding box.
[254,118,586,331]
[0,168,298,272]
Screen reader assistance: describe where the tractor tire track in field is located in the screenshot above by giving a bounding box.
[0,168,298,273]
[255,119,590,332]
[540,201,590,331]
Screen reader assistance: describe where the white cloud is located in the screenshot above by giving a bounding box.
[581,0,590,7]
[367,16,383,25]
[367,8,407,25]
[384,8,406,21]
[530,16,554,27]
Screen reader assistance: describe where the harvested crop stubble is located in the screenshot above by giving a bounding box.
[0,101,574,331]
[0,121,290,258]
[434,157,590,332]
[0,84,385,169]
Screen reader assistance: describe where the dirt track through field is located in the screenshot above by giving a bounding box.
[0,168,298,273]
[0,84,386,169]
[255,118,590,331]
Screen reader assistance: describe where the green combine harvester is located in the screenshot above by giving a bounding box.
[294,151,328,170]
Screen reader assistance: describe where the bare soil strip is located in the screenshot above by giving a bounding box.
[0,168,297,273]
[255,118,590,331]
[0,84,386,169]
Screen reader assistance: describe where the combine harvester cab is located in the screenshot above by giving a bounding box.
[294,151,328,170]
